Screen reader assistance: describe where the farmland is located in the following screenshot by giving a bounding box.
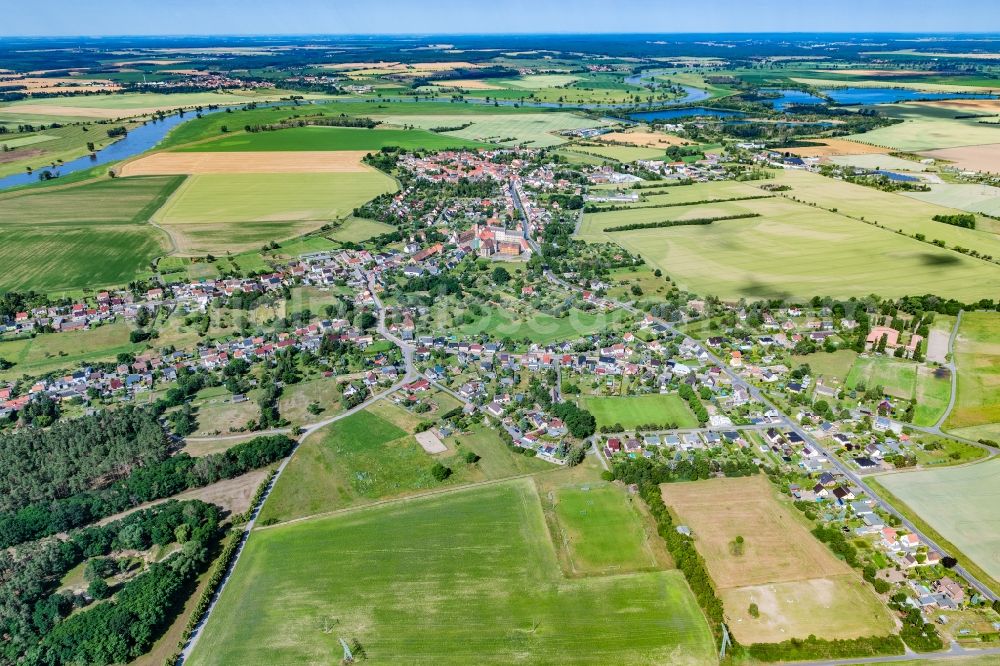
[946,312,1000,440]
[119,150,372,175]
[661,476,895,644]
[370,112,610,147]
[580,394,698,430]
[179,125,488,152]
[876,458,1000,583]
[152,170,397,254]
[578,183,1000,300]
[847,104,1000,151]
[0,175,180,291]
[190,479,716,665]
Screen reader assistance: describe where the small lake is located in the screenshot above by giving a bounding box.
[822,87,998,106]
[626,107,743,122]
[760,88,826,110]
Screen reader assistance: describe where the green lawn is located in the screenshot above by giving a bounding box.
[0,322,139,381]
[328,215,395,243]
[578,176,1000,300]
[178,125,487,152]
[792,350,858,387]
[580,394,698,430]
[553,483,660,575]
[572,145,667,162]
[946,312,1000,436]
[458,307,624,344]
[190,479,715,665]
[846,356,918,400]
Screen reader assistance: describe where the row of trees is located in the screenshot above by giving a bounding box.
[0,435,294,549]
[603,213,760,233]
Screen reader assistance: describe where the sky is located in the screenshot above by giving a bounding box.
[3,0,1000,36]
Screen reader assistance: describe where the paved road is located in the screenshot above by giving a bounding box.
[790,642,1000,666]
[177,276,417,664]
[543,270,998,604]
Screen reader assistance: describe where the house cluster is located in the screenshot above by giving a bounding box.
[866,325,923,358]
[635,154,728,181]
[602,429,750,459]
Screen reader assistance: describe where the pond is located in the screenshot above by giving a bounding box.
[760,88,826,110]
[626,106,743,122]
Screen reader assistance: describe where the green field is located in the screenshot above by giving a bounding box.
[1,89,326,115]
[328,215,395,242]
[179,125,487,152]
[0,322,139,380]
[191,479,716,665]
[792,349,858,387]
[846,357,919,400]
[946,312,1000,437]
[580,394,698,430]
[904,184,1000,220]
[876,458,1000,582]
[572,145,667,162]
[153,171,396,254]
[578,176,1000,300]
[0,176,180,292]
[848,104,1000,151]
[372,112,609,147]
[457,307,624,344]
[552,483,660,575]
[0,119,145,177]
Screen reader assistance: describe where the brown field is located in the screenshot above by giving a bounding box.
[320,60,484,76]
[595,131,691,147]
[912,99,1000,114]
[119,150,371,175]
[2,104,156,119]
[0,76,120,93]
[430,78,503,90]
[782,138,889,157]
[662,476,895,645]
[920,144,1000,173]
[721,576,897,644]
[660,475,849,588]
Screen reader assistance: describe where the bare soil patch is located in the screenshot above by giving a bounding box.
[119,150,370,175]
[0,148,44,163]
[927,328,951,364]
[782,138,889,157]
[596,131,691,148]
[415,430,447,454]
[912,99,1000,114]
[660,475,849,589]
[920,144,1000,173]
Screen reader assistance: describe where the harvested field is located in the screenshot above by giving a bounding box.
[660,475,849,588]
[119,150,371,175]
[920,144,1000,174]
[722,576,896,644]
[415,430,447,454]
[781,138,889,157]
[0,104,153,119]
[820,69,932,77]
[174,468,272,516]
[595,131,691,147]
[911,99,1000,114]
[429,78,503,90]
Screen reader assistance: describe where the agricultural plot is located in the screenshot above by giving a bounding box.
[921,144,1000,174]
[579,394,698,430]
[1,89,322,119]
[578,189,1000,300]
[371,112,610,147]
[0,322,137,380]
[119,150,371,175]
[0,119,146,177]
[847,105,1000,151]
[152,171,396,254]
[179,125,487,152]
[829,153,930,172]
[191,479,716,665]
[0,176,180,292]
[781,138,890,157]
[571,144,666,162]
[594,131,691,148]
[903,183,1000,218]
[327,216,395,243]
[876,458,1000,582]
[550,483,661,575]
[946,312,1000,439]
[661,476,894,644]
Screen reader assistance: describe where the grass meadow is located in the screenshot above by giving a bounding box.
[580,394,698,430]
[946,312,1000,438]
[876,458,1000,584]
[191,479,716,665]
[456,307,624,344]
[578,178,1000,300]
[847,104,1000,151]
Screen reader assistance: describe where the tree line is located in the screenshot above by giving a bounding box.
[603,213,760,233]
